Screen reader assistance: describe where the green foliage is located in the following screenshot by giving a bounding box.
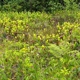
[64,0,79,10]
[0,41,33,80]
[0,11,80,79]
[0,0,79,12]
[48,42,80,79]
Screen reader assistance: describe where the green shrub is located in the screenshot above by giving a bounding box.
[0,11,80,80]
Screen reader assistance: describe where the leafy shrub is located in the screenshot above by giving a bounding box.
[0,11,80,80]
[48,42,80,79]
[0,41,33,80]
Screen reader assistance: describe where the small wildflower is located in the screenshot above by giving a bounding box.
[38,35,41,40]
[33,34,36,37]
[52,34,55,38]
[20,48,27,53]
[46,40,48,43]
[42,45,45,48]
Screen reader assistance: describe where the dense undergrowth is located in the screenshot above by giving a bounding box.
[0,10,80,80]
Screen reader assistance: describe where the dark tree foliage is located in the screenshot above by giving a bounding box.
[0,0,4,5]
[0,0,79,12]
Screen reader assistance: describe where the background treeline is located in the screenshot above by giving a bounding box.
[0,0,80,12]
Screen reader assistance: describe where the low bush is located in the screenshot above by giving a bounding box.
[0,11,80,79]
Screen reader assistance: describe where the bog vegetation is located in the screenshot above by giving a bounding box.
[0,0,80,80]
